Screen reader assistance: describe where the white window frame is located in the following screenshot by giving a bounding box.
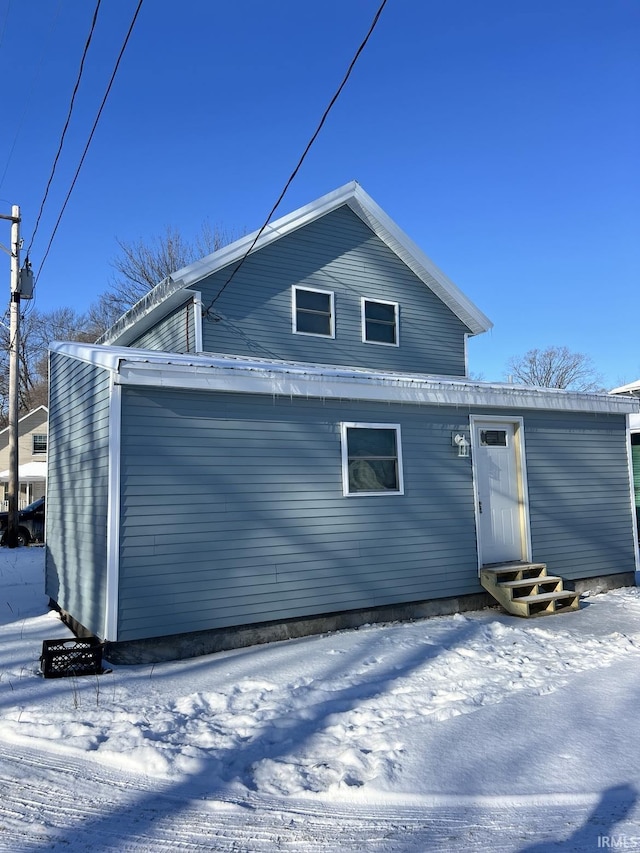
[32,433,47,454]
[292,285,335,338]
[340,422,404,497]
[361,297,399,347]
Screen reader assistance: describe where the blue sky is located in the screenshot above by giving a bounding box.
[0,0,638,387]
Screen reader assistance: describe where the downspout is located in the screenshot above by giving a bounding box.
[104,373,122,641]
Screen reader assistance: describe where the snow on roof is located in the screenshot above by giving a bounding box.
[610,379,640,396]
[50,342,640,416]
[0,460,47,481]
[97,182,493,346]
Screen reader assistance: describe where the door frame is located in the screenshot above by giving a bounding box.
[470,414,533,570]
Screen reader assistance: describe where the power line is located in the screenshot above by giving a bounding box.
[27,0,102,257]
[203,0,389,317]
[35,0,144,286]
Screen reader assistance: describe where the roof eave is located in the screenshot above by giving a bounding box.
[97,182,492,343]
[49,343,637,417]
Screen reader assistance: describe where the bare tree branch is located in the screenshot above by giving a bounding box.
[505,346,605,392]
[106,221,240,319]
[0,307,94,426]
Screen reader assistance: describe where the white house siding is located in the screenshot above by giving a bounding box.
[45,353,111,636]
[195,206,471,375]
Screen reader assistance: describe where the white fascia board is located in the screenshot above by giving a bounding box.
[173,183,361,288]
[97,286,193,347]
[49,340,124,372]
[0,404,48,438]
[144,182,492,336]
[52,341,639,415]
[113,358,640,416]
[347,186,492,336]
[611,380,640,396]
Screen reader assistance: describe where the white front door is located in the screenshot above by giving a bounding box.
[472,419,530,565]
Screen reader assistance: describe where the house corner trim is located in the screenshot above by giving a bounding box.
[105,379,122,641]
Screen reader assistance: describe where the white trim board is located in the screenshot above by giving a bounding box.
[97,182,493,346]
[104,378,122,642]
[50,342,640,417]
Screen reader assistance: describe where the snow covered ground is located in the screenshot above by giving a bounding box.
[1,547,640,851]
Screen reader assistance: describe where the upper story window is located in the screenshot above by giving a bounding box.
[361,298,399,346]
[32,434,47,454]
[292,286,335,338]
[340,423,404,496]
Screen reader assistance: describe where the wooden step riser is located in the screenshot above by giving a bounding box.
[527,595,580,617]
[507,582,563,599]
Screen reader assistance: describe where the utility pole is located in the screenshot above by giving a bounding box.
[0,206,32,548]
[0,206,21,547]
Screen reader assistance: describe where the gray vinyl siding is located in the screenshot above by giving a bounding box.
[523,411,636,579]
[117,389,479,641]
[117,393,636,641]
[45,353,111,636]
[129,301,194,352]
[632,442,640,508]
[195,205,471,375]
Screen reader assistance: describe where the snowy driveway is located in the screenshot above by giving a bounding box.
[1,548,640,851]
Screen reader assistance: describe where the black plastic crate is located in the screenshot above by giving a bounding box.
[40,637,105,678]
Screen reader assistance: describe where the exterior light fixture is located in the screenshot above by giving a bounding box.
[454,433,470,458]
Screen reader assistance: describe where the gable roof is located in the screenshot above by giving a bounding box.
[98,182,493,346]
[0,405,48,439]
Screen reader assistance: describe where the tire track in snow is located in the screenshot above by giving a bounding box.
[1,740,638,852]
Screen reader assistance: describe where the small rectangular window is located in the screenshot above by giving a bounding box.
[32,434,47,454]
[480,429,507,447]
[340,423,404,496]
[293,286,334,337]
[362,298,398,346]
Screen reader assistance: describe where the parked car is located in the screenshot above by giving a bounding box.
[0,496,45,545]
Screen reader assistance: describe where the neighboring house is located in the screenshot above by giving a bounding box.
[45,183,640,662]
[0,406,48,510]
[610,380,640,534]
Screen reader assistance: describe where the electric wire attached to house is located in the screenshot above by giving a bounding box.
[202,0,389,319]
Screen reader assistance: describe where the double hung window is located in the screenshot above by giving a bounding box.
[32,434,47,454]
[361,298,398,346]
[292,286,335,337]
[340,423,404,496]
